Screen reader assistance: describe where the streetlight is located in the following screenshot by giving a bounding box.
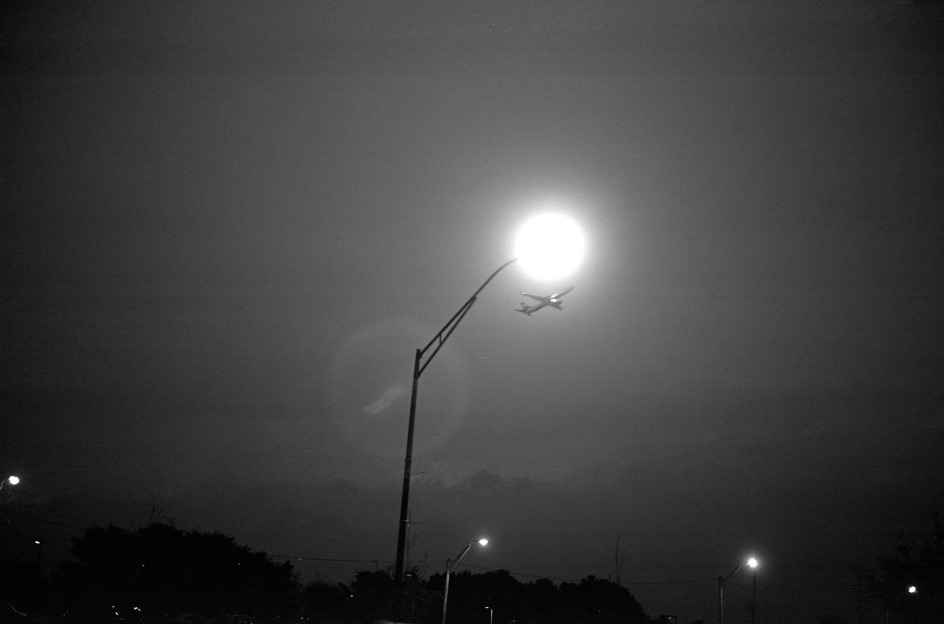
[0,475,20,495]
[749,557,758,624]
[886,584,919,624]
[718,556,759,624]
[393,212,583,584]
[485,606,493,624]
[514,212,585,281]
[441,538,488,624]
[34,539,44,571]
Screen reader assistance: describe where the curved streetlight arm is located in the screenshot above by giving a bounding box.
[719,560,755,624]
[442,541,480,624]
[447,541,477,573]
[417,257,518,378]
[719,562,744,588]
[395,257,517,586]
[718,563,742,624]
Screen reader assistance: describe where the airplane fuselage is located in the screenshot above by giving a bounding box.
[515,285,574,315]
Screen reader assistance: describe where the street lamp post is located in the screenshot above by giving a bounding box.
[886,585,919,624]
[751,562,757,624]
[394,259,517,585]
[486,606,493,624]
[34,539,44,571]
[718,557,758,624]
[441,538,488,624]
[394,210,585,587]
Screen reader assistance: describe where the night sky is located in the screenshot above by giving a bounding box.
[2,2,943,623]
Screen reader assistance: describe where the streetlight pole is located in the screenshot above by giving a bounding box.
[394,259,517,585]
[34,539,44,572]
[441,539,488,624]
[751,566,757,624]
[886,585,918,624]
[718,557,758,624]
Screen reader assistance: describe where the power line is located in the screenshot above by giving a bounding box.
[270,555,394,565]
[10,514,86,531]
[459,562,707,587]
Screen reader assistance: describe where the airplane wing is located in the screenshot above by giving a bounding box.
[520,292,548,302]
[550,286,575,300]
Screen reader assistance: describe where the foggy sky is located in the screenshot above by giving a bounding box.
[2,2,943,623]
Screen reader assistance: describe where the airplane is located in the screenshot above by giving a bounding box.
[515,285,575,316]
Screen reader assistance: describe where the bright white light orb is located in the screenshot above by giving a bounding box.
[514,212,585,280]
[6,476,19,485]
[478,538,489,546]
[748,557,759,568]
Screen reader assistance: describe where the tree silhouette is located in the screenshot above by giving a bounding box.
[559,575,647,624]
[869,505,944,622]
[425,569,647,624]
[349,568,397,622]
[53,522,299,621]
[302,579,351,624]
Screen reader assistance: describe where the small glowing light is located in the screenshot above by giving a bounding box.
[748,557,759,568]
[908,585,917,594]
[7,476,19,485]
[514,212,585,281]
[478,538,489,546]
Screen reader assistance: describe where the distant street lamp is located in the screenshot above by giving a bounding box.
[718,556,759,624]
[485,606,493,624]
[34,539,44,571]
[441,538,488,624]
[393,212,583,585]
[0,475,20,494]
[886,584,919,624]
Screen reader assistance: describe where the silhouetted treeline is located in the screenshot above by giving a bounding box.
[6,512,943,624]
[305,567,649,624]
[866,505,944,623]
[3,522,651,624]
[50,523,298,622]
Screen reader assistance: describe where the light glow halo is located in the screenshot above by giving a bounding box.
[513,212,585,280]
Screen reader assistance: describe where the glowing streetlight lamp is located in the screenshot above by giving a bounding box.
[514,212,585,281]
[718,556,759,624]
[393,213,583,585]
[886,584,919,624]
[441,538,488,624]
[0,475,20,493]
